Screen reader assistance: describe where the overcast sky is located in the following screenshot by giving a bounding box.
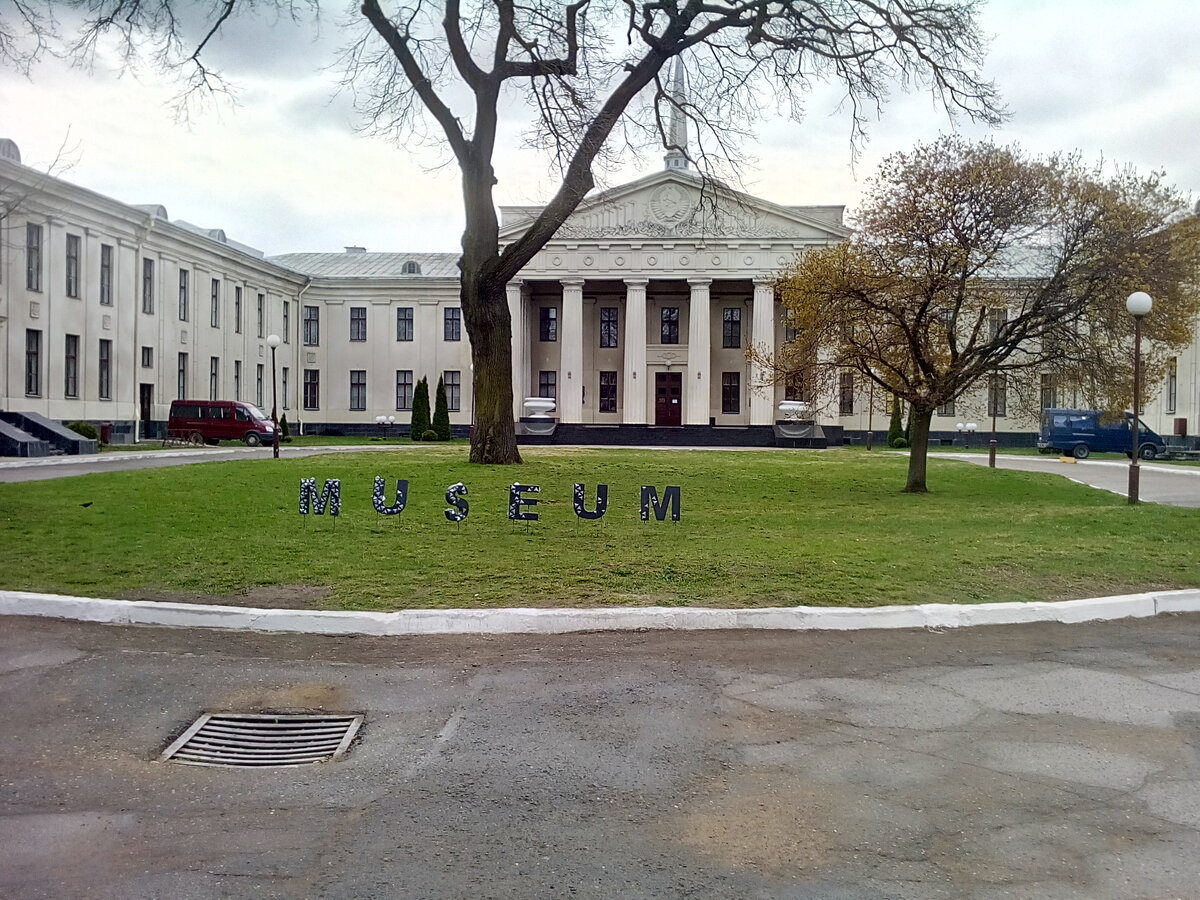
[3,0,1198,257]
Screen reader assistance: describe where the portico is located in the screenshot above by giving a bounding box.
[499,170,850,434]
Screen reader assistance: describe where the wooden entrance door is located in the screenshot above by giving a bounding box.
[139,383,153,423]
[655,372,683,426]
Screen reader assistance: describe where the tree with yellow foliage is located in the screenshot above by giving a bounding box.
[768,136,1200,493]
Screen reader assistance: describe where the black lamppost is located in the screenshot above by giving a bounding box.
[266,333,281,459]
[1126,291,1153,504]
[989,396,999,468]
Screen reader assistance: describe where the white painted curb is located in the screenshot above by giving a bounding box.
[1,589,1199,636]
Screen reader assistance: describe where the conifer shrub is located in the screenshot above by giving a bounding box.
[410,377,431,439]
[432,376,452,441]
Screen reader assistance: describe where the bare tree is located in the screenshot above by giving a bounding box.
[766,136,1200,493]
[53,0,1002,463]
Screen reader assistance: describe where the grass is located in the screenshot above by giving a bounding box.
[1,447,1197,610]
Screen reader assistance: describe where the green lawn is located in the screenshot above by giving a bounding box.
[1,447,1196,610]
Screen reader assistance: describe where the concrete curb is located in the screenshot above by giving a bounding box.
[2,589,1199,636]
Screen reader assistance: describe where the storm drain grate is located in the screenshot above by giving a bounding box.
[160,713,364,768]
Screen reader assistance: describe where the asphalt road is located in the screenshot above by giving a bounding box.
[929,453,1200,508]
[0,444,417,483]
[4,614,1200,898]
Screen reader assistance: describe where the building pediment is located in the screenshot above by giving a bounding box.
[499,170,849,244]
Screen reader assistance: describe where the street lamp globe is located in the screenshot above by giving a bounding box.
[266,333,281,349]
[966,422,977,434]
[1126,292,1153,317]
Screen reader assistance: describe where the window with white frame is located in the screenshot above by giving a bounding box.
[350,306,367,342]
[142,258,154,313]
[98,339,112,400]
[26,224,42,291]
[350,370,366,410]
[396,307,414,341]
[65,234,81,298]
[64,334,79,398]
[395,370,414,410]
[444,370,461,411]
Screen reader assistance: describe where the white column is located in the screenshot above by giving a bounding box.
[751,279,777,425]
[506,280,526,419]
[686,278,711,425]
[560,279,584,422]
[623,279,648,424]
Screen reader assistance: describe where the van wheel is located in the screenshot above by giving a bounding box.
[1139,443,1157,460]
[1072,444,1090,459]
[188,432,204,446]
[245,432,262,446]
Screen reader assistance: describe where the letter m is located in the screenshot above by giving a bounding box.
[299,478,342,516]
[640,485,681,522]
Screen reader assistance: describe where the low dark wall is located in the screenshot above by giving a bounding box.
[840,429,1039,449]
[302,422,471,439]
[523,424,779,448]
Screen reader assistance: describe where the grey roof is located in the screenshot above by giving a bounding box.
[268,251,461,279]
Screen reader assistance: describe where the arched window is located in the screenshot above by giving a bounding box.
[401,260,421,275]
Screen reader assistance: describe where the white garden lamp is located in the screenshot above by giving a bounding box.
[1126,291,1153,503]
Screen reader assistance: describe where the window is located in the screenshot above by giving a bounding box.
[98,339,112,400]
[26,223,42,291]
[600,307,619,348]
[350,370,366,410]
[234,360,242,400]
[178,269,189,321]
[234,286,242,334]
[539,306,557,342]
[350,306,367,341]
[839,371,854,415]
[1040,373,1058,410]
[281,367,289,408]
[722,308,741,349]
[444,370,461,411]
[443,307,461,341]
[401,260,421,275]
[599,371,617,413]
[303,305,320,346]
[396,307,414,341]
[937,399,956,417]
[987,374,1007,418]
[538,370,557,399]
[785,373,809,403]
[142,258,155,313]
[1166,358,1178,414]
[282,302,290,342]
[660,307,679,344]
[256,293,265,338]
[25,329,40,395]
[141,346,153,369]
[210,279,220,327]
[100,244,113,306]
[65,234,81,298]
[178,353,189,400]
[303,369,320,410]
[988,307,1008,341]
[722,372,741,414]
[64,334,79,398]
[209,356,220,400]
[256,363,264,407]
[395,370,413,410]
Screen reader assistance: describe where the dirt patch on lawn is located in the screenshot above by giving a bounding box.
[118,584,332,609]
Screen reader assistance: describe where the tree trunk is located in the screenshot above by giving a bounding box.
[903,405,935,493]
[459,159,522,465]
[462,275,521,464]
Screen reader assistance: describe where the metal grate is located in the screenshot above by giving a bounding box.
[160,713,364,768]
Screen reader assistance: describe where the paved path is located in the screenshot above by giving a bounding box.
[0,444,420,483]
[4,614,1200,898]
[930,452,1200,508]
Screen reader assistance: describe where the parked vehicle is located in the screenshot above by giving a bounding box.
[1038,408,1165,460]
[168,400,276,446]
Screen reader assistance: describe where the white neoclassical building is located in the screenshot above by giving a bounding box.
[2,133,1198,453]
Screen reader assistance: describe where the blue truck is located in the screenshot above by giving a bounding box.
[1038,409,1166,460]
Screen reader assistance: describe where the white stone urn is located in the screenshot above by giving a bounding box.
[523,397,556,418]
[777,400,809,420]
